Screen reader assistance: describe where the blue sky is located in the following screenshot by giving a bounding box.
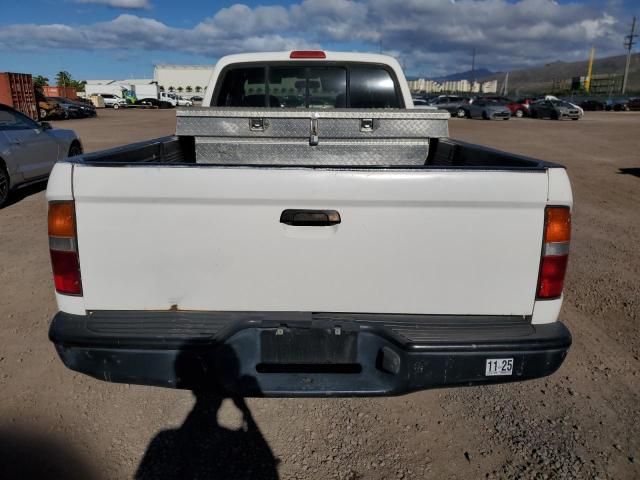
[0,0,637,81]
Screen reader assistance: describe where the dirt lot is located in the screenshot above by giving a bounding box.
[1,109,638,479]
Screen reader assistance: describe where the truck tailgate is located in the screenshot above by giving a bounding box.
[73,165,547,315]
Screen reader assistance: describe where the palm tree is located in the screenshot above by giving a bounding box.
[33,75,49,88]
[185,86,193,93]
[177,86,184,93]
[73,80,87,92]
[195,86,202,93]
[159,86,165,92]
[56,71,72,87]
[168,86,175,92]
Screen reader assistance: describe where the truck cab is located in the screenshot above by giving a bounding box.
[159,91,177,106]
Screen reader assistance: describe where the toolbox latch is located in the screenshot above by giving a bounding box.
[309,118,319,146]
[360,118,374,132]
[250,118,266,131]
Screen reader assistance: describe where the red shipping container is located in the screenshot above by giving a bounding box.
[43,85,78,99]
[0,72,38,120]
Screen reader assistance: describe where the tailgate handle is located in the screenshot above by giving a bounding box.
[280,209,341,226]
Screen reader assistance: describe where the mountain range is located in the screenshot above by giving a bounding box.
[479,53,640,94]
[412,53,640,94]
[431,68,495,82]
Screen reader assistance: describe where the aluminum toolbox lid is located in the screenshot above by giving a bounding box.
[176,107,451,120]
[176,107,450,139]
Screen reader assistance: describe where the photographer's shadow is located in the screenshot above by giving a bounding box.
[135,345,279,480]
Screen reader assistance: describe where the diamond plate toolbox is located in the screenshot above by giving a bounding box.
[176,107,450,166]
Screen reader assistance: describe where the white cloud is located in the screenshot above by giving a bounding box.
[0,0,627,74]
[73,0,152,9]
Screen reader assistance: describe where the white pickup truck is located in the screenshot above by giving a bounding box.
[47,51,572,396]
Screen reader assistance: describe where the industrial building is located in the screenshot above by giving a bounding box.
[153,65,215,96]
[572,74,623,95]
[83,66,216,99]
[407,78,498,94]
[84,78,156,97]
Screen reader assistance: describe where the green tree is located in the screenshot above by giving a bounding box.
[33,75,49,88]
[54,71,86,91]
[56,71,72,87]
[71,79,86,92]
[177,86,184,93]
[195,86,202,93]
[168,86,175,92]
[186,86,193,93]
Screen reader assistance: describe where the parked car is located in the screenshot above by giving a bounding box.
[544,96,584,117]
[134,98,174,109]
[428,95,469,118]
[411,98,432,108]
[176,96,193,107]
[0,103,82,206]
[47,97,96,119]
[529,100,581,120]
[478,96,526,117]
[627,98,640,111]
[515,97,537,112]
[55,97,97,118]
[36,94,66,120]
[608,98,631,111]
[47,50,572,397]
[580,100,606,111]
[468,98,511,120]
[99,94,127,109]
[190,96,204,103]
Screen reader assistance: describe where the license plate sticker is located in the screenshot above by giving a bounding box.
[485,358,514,376]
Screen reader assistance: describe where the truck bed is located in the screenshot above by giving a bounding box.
[75,134,557,170]
[59,136,563,318]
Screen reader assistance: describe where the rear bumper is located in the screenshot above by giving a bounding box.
[49,311,571,397]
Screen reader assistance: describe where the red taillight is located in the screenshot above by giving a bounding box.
[537,255,568,298]
[50,249,82,295]
[536,206,570,299]
[290,50,326,59]
[48,201,82,296]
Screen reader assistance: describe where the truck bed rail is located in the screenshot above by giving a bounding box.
[72,135,559,171]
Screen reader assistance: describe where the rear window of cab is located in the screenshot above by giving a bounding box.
[213,64,402,109]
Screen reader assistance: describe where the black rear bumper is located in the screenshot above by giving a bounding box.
[49,311,571,397]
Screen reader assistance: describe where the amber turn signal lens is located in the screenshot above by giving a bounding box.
[544,207,571,243]
[48,201,76,237]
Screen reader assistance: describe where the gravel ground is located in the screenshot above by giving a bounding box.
[0,109,638,479]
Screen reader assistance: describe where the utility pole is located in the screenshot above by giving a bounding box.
[471,48,476,84]
[502,72,509,96]
[622,16,637,94]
